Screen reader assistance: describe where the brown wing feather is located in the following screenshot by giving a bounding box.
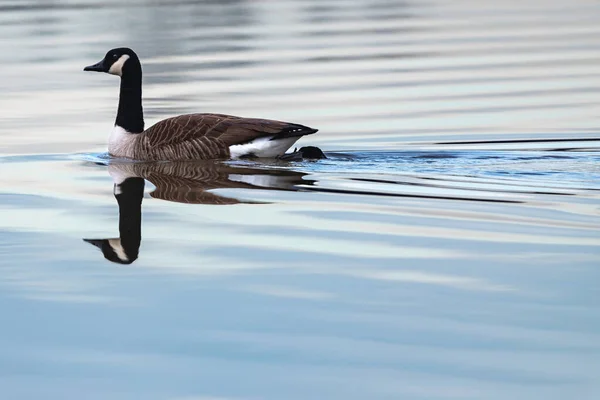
[137,113,316,161]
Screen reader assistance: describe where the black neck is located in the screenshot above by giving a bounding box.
[116,70,144,133]
[115,178,144,259]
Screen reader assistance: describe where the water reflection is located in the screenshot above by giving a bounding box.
[84,161,311,264]
[2,0,600,397]
[84,177,144,264]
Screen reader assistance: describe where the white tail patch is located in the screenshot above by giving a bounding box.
[229,136,299,159]
[109,54,130,76]
[229,174,284,188]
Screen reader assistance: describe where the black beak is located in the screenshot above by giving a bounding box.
[84,60,106,72]
[83,238,105,249]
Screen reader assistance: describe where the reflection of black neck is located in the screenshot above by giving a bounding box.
[116,177,145,260]
[116,64,144,133]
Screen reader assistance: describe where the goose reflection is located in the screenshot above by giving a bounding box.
[84,161,312,264]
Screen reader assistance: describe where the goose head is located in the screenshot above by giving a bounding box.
[83,176,144,265]
[84,47,141,77]
[83,238,139,265]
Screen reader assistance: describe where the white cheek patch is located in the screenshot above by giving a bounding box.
[108,238,129,262]
[108,54,130,76]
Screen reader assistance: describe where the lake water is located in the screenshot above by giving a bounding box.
[1,1,599,399]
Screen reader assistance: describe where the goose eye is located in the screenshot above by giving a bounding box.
[112,54,118,60]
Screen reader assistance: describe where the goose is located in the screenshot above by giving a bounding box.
[84,162,311,264]
[84,47,319,161]
[84,177,144,264]
[106,160,311,204]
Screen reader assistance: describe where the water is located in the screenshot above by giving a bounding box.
[1,1,599,399]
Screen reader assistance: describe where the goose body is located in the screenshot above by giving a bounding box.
[84,48,318,161]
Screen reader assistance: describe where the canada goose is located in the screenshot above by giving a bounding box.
[106,160,311,204]
[84,177,144,264]
[84,48,319,161]
[84,162,311,264]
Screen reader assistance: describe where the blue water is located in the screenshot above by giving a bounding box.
[1,0,600,399]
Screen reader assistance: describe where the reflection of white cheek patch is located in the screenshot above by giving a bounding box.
[108,238,129,262]
[109,54,130,76]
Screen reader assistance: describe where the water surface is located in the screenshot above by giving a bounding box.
[1,1,599,399]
